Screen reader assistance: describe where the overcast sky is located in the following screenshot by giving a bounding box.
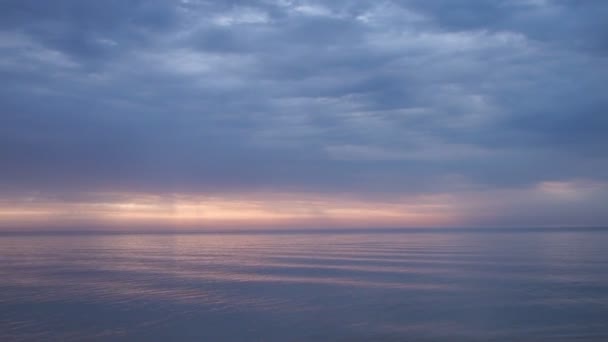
[1,0,607,229]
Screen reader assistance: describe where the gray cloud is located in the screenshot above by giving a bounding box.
[0,0,607,225]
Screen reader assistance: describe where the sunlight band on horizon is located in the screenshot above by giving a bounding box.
[0,192,460,229]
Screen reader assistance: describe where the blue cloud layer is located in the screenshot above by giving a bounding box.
[1,0,607,224]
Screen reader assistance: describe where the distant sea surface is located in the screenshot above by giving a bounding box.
[1,228,608,341]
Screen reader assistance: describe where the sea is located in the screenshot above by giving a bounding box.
[1,228,607,341]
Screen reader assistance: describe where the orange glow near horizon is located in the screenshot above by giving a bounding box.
[0,192,461,229]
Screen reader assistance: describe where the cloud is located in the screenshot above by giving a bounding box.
[0,0,607,226]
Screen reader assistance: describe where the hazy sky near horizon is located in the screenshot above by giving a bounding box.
[1,0,607,229]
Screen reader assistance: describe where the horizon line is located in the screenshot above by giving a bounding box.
[1,226,608,236]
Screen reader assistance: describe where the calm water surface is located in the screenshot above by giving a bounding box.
[1,229,608,341]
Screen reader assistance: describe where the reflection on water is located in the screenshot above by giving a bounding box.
[1,229,608,341]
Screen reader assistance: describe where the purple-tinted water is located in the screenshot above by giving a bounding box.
[1,229,608,341]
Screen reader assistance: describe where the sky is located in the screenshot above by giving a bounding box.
[1,0,607,230]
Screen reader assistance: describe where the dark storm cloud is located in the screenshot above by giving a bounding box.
[0,0,607,213]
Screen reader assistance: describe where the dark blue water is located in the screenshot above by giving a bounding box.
[1,229,608,341]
